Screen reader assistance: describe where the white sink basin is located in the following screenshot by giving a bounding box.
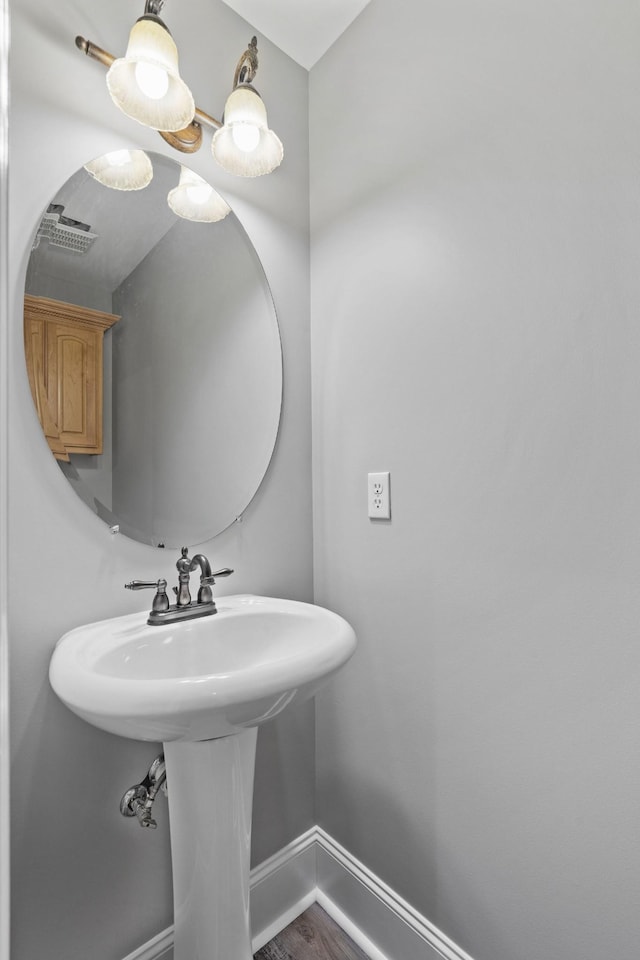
[49,595,357,741]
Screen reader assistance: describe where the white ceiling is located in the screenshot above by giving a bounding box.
[220,0,372,70]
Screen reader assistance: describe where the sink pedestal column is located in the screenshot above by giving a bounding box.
[164,728,258,960]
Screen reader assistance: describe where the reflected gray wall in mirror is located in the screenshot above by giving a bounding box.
[25,152,282,547]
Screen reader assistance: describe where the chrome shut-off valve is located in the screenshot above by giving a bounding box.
[120,754,167,829]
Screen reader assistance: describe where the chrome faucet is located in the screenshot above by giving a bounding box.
[125,547,233,625]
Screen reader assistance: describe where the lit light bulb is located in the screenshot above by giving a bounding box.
[134,61,170,100]
[231,122,260,153]
[105,149,132,167]
[186,182,213,205]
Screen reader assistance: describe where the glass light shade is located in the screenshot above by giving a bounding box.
[212,85,283,178]
[106,18,195,132]
[167,167,231,222]
[84,149,153,191]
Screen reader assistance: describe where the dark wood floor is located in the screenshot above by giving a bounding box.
[254,904,370,960]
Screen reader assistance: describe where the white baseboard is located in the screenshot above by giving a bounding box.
[121,927,174,960]
[314,828,475,960]
[250,827,318,951]
[122,826,475,960]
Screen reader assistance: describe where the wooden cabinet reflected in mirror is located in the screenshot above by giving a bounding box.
[24,295,119,462]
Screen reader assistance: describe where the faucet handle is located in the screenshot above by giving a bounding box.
[199,568,233,585]
[125,578,169,614]
[197,568,233,605]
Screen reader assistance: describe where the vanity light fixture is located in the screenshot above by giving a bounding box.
[167,167,231,222]
[84,149,154,191]
[212,38,283,178]
[106,1,194,133]
[76,0,283,178]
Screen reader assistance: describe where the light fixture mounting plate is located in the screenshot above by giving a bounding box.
[159,122,203,154]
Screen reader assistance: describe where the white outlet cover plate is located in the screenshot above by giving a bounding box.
[368,472,391,520]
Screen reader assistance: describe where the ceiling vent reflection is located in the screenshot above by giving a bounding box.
[33,204,97,254]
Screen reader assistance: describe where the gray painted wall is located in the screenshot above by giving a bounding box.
[8,2,312,959]
[111,212,281,546]
[310,2,640,959]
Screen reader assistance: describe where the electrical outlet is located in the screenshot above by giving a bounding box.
[368,471,391,519]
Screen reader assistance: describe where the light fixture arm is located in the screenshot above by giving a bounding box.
[144,0,165,15]
[233,36,259,88]
[75,35,115,71]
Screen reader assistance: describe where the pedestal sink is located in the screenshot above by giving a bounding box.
[49,595,356,960]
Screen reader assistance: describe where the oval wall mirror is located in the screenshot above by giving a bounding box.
[23,151,282,547]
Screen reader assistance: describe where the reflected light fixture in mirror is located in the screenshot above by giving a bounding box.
[84,149,153,191]
[167,167,231,222]
[77,0,283,178]
[85,151,231,224]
